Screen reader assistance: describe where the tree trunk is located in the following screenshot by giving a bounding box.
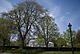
[3,39,6,46]
[21,37,25,48]
[45,39,48,47]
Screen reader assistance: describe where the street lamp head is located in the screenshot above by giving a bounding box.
[68,23,72,27]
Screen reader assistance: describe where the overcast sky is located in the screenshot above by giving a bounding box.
[0,0,80,34]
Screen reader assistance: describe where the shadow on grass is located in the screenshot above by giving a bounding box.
[0,46,80,54]
[0,48,45,54]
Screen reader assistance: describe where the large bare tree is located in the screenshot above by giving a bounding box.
[2,0,45,47]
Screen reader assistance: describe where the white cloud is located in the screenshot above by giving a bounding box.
[37,0,53,7]
[49,12,55,18]
[78,27,80,30]
[66,12,70,15]
[49,6,61,18]
[0,0,13,13]
[48,5,64,33]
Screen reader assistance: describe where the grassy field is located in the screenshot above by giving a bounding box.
[0,51,80,54]
[38,51,80,54]
[0,48,80,54]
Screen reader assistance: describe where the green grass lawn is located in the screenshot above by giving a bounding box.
[0,51,80,54]
[1,48,80,54]
[38,51,80,54]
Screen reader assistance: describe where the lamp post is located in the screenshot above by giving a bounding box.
[68,23,74,54]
